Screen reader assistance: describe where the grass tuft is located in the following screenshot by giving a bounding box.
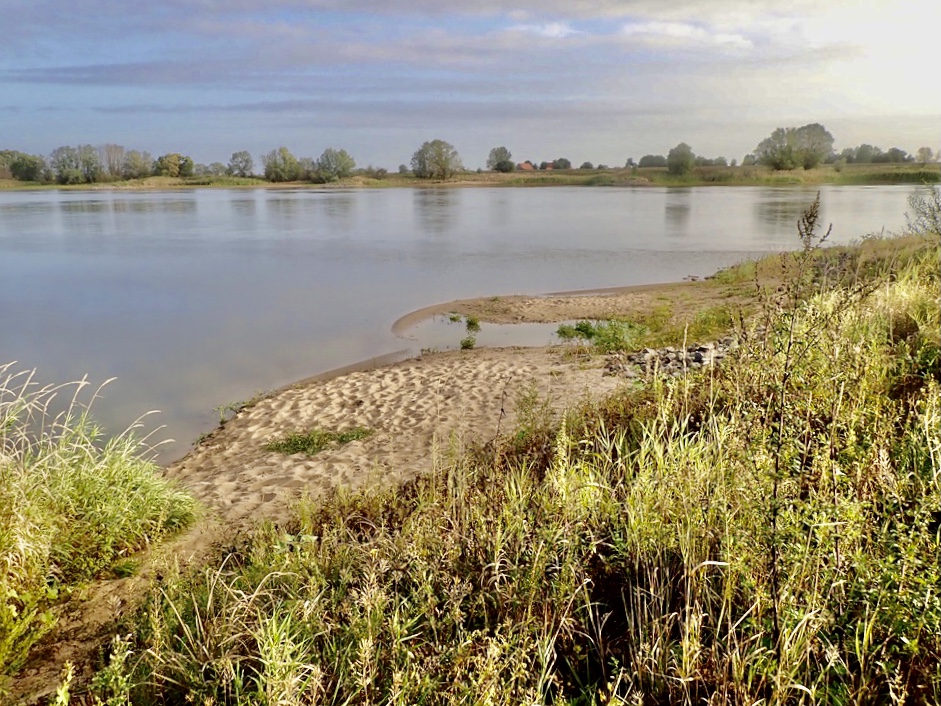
[0,368,196,679]
[265,427,373,456]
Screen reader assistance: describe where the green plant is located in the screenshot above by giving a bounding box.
[555,319,647,352]
[464,315,480,333]
[460,335,476,350]
[265,427,372,456]
[0,367,196,678]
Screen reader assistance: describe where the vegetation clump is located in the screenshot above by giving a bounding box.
[264,427,373,456]
[556,318,648,352]
[0,368,196,679]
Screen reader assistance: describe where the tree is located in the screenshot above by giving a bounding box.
[398,164,409,175]
[579,161,594,170]
[228,151,254,177]
[122,150,153,179]
[730,158,738,168]
[853,144,880,163]
[262,147,302,182]
[178,155,195,177]
[554,157,572,170]
[154,153,183,177]
[316,148,356,181]
[756,123,834,170]
[667,143,695,175]
[100,144,125,179]
[874,147,911,163]
[50,145,79,180]
[6,152,46,181]
[208,162,227,176]
[76,145,102,182]
[411,139,463,180]
[486,146,513,171]
[793,124,834,169]
[638,154,667,168]
[625,157,636,168]
[742,154,757,166]
[916,147,935,164]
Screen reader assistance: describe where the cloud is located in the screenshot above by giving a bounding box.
[508,22,582,38]
[621,21,753,50]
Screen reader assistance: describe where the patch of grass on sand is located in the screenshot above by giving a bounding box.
[265,427,373,456]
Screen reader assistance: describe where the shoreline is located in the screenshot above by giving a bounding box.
[165,269,753,525]
[3,163,936,193]
[390,280,700,334]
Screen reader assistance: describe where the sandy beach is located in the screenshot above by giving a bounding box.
[166,346,622,526]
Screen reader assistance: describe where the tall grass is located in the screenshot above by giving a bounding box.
[92,223,941,704]
[0,367,196,678]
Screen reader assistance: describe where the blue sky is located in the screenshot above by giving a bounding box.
[2,0,938,169]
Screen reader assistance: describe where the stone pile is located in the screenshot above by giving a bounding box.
[604,336,736,378]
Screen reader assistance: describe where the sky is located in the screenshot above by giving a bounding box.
[1,0,939,169]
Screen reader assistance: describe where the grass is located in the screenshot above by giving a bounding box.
[264,427,373,456]
[58,195,940,704]
[0,367,196,682]
[460,335,476,350]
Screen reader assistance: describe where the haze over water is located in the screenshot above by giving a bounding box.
[0,185,918,460]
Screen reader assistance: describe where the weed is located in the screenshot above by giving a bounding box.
[555,319,647,352]
[448,313,461,323]
[265,427,372,456]
[465,315,480,333]
[460,335,476,350]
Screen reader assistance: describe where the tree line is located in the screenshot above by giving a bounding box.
[2,130,937,185]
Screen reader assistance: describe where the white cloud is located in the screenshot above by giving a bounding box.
[509,22,582,38]
[621,20,753,50]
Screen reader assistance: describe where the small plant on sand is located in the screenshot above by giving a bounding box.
[265,426,372,456]
[460,335,476,350]
[464,315,480,333]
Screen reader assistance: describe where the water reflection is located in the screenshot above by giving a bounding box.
[319,193,355,229]
[754,194,816,231]
[266,195,304,229]
[230,196,257,219]
[113,200,159,214]
[664,189,691,236]
[60,200,110,214]
[414,189,459,236]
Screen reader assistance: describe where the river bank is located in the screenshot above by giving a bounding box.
[2,161,937,192]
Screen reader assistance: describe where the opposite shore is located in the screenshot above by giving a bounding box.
[2,161,938,192]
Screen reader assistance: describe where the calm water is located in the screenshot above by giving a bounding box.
[0,185,918,460]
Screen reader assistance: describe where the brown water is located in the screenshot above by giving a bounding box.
[0,184,920,459]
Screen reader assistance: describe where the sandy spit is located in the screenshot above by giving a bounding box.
[166,346,622,526]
